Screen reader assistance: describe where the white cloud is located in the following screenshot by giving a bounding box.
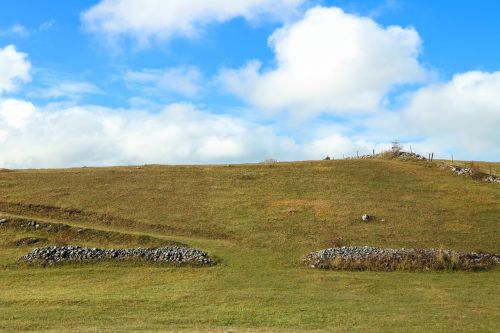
[0,101,304,168]
[219,6,427,116]
[34,81,101,99]
[0,45,31,94]
[0,99,36,129]
[125,66,203,97]
[82,0,306,45]
[39,19,56,32]
[0,24,30,38]
[303,134,389,159]
[389,71,500,160]
[9,24,29,37]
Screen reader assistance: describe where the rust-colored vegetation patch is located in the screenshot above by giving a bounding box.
[267,199,332,219]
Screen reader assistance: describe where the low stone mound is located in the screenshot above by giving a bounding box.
[22,246,213,266]
[348,151,427,161]
[304,246,499,271]
[449,165,500,183]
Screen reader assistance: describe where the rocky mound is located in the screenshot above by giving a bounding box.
[450,166,500,183]
[304,246,499,271]
[22,245,213,266]
[348,151,427,161]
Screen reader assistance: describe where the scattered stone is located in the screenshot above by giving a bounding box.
[0,218,7,225]
[361,214,370,221]
[21,245,213,266]
[303,246,499,271]
[23,220,40,229]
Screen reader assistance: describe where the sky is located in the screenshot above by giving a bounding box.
[0,0,499,168]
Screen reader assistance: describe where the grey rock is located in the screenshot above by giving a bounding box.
[361,214,370,221]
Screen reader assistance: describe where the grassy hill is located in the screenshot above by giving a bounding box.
[0,159,499,332]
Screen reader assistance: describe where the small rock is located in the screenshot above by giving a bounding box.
[361,214,370,221]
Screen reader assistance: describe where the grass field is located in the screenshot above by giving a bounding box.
[1,159,499,332]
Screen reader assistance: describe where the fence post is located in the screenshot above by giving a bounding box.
[357,151,359,158]
[372,149,375,157]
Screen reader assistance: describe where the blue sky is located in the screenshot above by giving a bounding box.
[0,0,499,167]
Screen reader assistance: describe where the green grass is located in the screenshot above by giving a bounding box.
[0,159,499,332]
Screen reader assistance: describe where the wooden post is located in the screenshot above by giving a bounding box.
[451,154,453,163]
[431,153,434,162]
[410,145,413,153]
[372,149,375,157]
[357,151,359,158]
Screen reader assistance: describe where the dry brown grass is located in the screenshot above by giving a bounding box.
[267,199,332,219]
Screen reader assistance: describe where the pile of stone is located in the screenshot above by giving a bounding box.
[484,175,500,183]
[303,246,499,271]
[450,166,473,176]
[22,246,213,265]
[450,166,500,183]
[347,151,426,161]
[393,151,427,161]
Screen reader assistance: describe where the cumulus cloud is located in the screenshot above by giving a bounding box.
[0,45,31,94]
[125,66,203,97]
[389,71,500,160]
[219,6,427,116]
[82,0,305,45]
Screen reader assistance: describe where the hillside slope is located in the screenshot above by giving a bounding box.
[1,159,499,332]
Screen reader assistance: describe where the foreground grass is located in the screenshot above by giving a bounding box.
[0,159,499,331]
